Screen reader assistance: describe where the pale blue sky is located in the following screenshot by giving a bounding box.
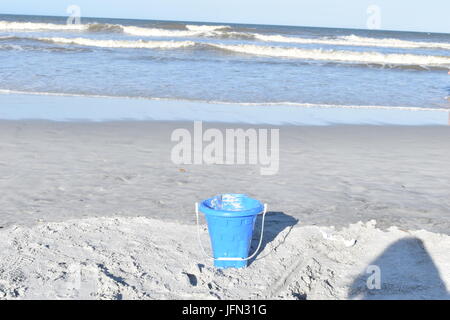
[1,0,449,33]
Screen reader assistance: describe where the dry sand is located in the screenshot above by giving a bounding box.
[0,120,449,299]
[0,217,448,299]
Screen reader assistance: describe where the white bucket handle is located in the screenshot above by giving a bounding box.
[195,202,267,261]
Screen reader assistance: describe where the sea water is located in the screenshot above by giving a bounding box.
[0,14,449,118]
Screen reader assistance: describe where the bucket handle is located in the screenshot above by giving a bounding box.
[195,202,267,261]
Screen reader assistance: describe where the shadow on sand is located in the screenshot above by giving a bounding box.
[248,211,298,266]
[348,237,449,299]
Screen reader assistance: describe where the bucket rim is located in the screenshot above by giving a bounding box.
[198,194,264,217]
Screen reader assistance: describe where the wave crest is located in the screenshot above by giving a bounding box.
[0,20,85,31]
[254,34,450,50]
[185,24,231,32]
[210,43,450,68]
[7,35,450,68]
[39,37,196,49]
[2,20,449,51]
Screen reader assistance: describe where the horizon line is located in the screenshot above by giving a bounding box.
[0,12,449,36]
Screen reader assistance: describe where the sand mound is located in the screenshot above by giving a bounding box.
[0,217,448,299]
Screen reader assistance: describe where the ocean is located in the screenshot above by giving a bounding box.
[1,14,450,111]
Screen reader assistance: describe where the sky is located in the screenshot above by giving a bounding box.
[0,0,449,33]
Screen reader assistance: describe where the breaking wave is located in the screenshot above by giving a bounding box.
[0,43,90,52]
[0,21,86,31]
[185,24,231,32]
[210,43,450,68]
[38,37,196,49]
[0,20,232,38]
[6,35,450,69]
[253,34,450,50]
[2,20,450,51]
[336,35,450,50]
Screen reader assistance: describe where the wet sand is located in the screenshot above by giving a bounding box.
[1,120,449,234]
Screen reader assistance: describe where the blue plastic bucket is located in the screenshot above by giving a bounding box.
[197,194,265,268]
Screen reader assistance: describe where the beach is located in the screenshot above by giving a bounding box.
[1,217,449,299]
[1,13,450,300]
[1,118,450,233]
[0,115,449,299]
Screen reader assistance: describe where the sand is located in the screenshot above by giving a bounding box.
[0,120,449,299]
[0,217,448,299]
[0,120,449,233]
[1,92,449,125]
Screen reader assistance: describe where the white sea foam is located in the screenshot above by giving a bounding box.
[0,21,86,31]
[337,35,450,50]
[2,20,449,51]
[122,25,232,37]
[0,20,227,38]
[185,24,231,31]
[254,34,450,50]
[6,34,450,68]
[10,35,450,68]
[38,37,195,49]
[122,26,200,37]
[0,20,198,37]
[211,43,450,67]
[1,88,448,112]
